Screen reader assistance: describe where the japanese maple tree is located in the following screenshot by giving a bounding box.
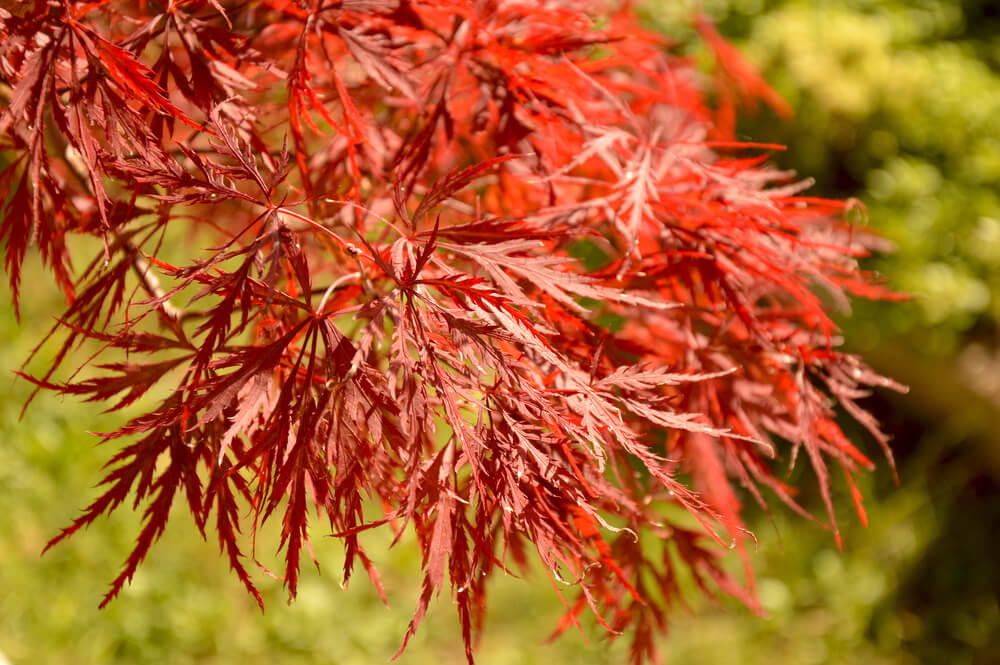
[0,1,904,662]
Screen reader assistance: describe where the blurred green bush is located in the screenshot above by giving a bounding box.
[641,2,1000,663]
[4,3,1000,664]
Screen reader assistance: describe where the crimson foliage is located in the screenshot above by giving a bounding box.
[0,2,904,662]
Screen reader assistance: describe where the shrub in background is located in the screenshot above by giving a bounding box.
[643,2,1000,662]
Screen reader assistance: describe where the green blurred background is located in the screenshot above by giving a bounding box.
[3,2,999,663]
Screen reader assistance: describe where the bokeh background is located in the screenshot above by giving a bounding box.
[3,2,999,663]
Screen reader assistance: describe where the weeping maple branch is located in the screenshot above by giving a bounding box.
[0,4,905,664]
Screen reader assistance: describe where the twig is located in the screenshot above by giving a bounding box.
[62,144,184,322]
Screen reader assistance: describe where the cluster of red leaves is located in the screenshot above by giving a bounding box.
[0,1,904,663]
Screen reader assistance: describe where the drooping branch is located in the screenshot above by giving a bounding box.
[0,4,904,664]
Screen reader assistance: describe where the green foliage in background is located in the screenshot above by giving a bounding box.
[4,3,1000,663]
[641,2,1000,664]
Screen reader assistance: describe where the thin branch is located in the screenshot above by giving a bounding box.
[61,144,184,322]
